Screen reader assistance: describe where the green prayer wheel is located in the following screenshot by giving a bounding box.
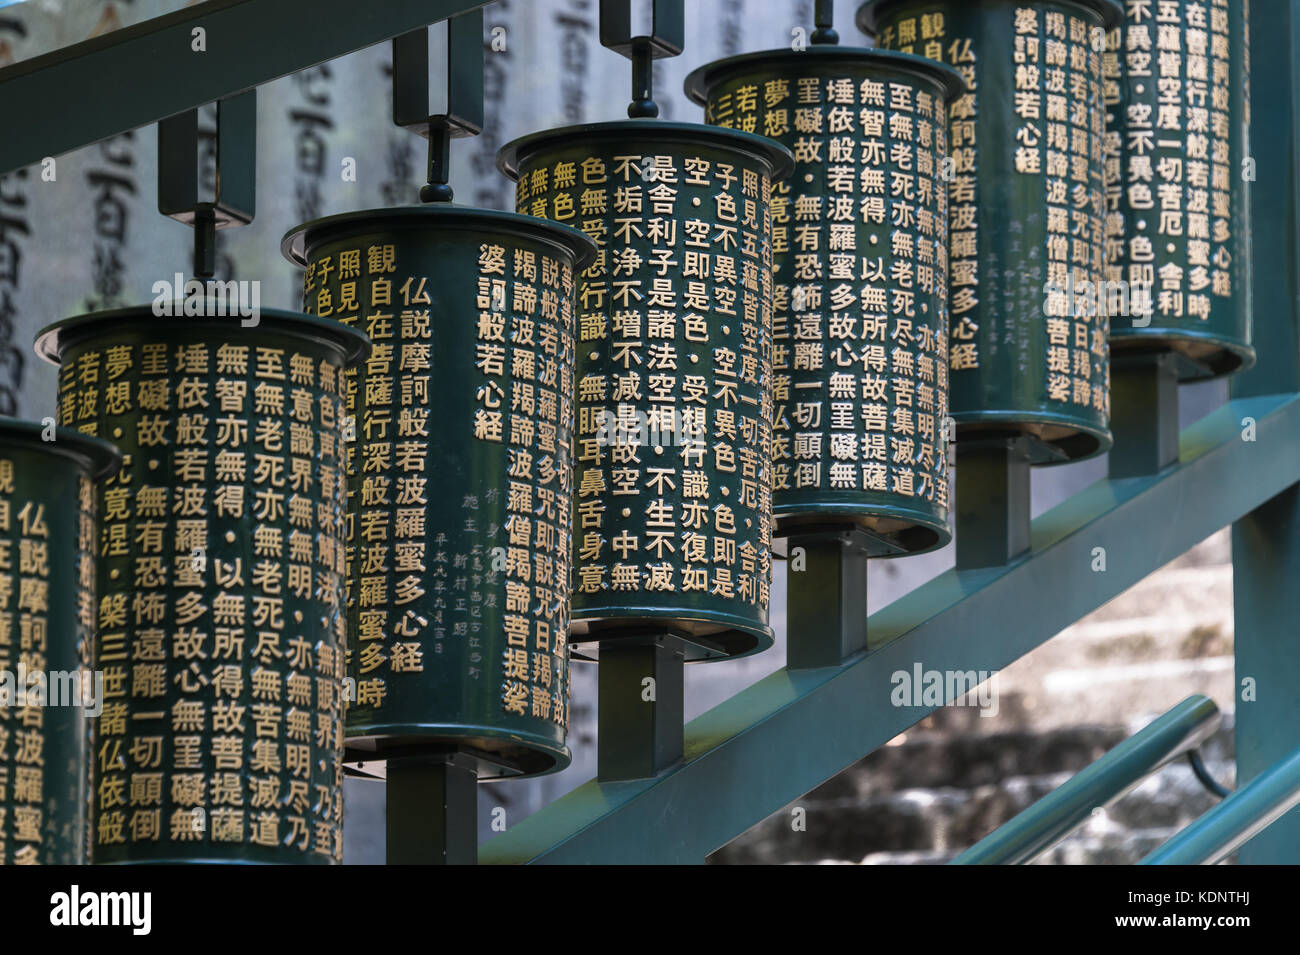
[283,206,596,778]
[499,121,793,661]
[36,305,368,864]
[861,0,1123,464]
[1104,0,1254,379]
[0,419,118,865]
[685,47,964,554]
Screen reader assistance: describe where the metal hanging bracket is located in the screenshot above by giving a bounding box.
[811,0,839,45]
[392,9,485,203]
[599,0,684,118]
[157,90,256,278]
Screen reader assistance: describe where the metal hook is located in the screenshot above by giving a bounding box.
[1187,749,1232,800]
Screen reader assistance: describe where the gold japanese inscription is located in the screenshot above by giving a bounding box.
[59,335,348,862]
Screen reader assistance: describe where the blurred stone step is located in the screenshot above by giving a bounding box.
[860,848,954,865]
[807,724,1126,799]
[1073,566,1231,628]
[810,709,1234,798]
[714,749,1235,865]
[1038,826,1193,865]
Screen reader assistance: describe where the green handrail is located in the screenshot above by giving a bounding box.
[1141,743,1300,865]
[952,695,1221,865]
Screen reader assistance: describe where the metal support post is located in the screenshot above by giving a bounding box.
[955,436,1034,569]
[386,753,478,865]
[597,632,686,781]
[1108,352,1181,478]
[785,528,870,669]
[1229,0,1300,864]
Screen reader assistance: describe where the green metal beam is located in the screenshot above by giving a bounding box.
[952,695,1221,865]
[1141,744,1300,865]
[483,393,1300,864]
[1229,0,1300,864]
[0,0,492,175]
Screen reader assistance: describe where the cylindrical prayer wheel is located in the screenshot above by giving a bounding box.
[1104,0,1253,378]
[0,419,118,865]
[36,306,367,864]
[499,122,793,661]
[283,206,596,778]
[685,47,964,554]
[861,0,1123,463]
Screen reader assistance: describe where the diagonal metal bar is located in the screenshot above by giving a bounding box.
[0,0,491,175]
[482,394,1300,864]
[1141,743,1300,865]
[951,695,1221,865]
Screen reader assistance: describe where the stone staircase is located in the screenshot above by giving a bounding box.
[711,530,1238,865]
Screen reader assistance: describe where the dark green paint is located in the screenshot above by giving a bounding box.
[499,121,792,662]
[0,0,494,176]
[954,435,1033,569]
[1105,0,1254,379]
[1108,352,1180,478]
[482,391,1300,863]
[285,205,595,779]
[596,632,686,781]
[37,306,366,864]
[784,528,871,669]
[385,753,478,864]
[862,0,1121,464]
[0,419,118,865]
[685,47,962,554]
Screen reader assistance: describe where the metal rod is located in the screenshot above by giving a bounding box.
[193,207,217,278]
[628,41,658,118]
[1187,749,1232,800]
[421,126,454,203]
[812,0,839,45]
[597,632,685,781]
[952,695,1221,865]
[1141,743,1300,865]
[386,754,478,865]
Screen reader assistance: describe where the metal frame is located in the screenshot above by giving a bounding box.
[1227,0,1300,865]
[483,393,1300,864]
[0,0,490,174]
[5,0,1300,866]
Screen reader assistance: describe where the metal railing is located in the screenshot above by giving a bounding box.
[1142,744,1300,865]
[953,696,1222,866]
